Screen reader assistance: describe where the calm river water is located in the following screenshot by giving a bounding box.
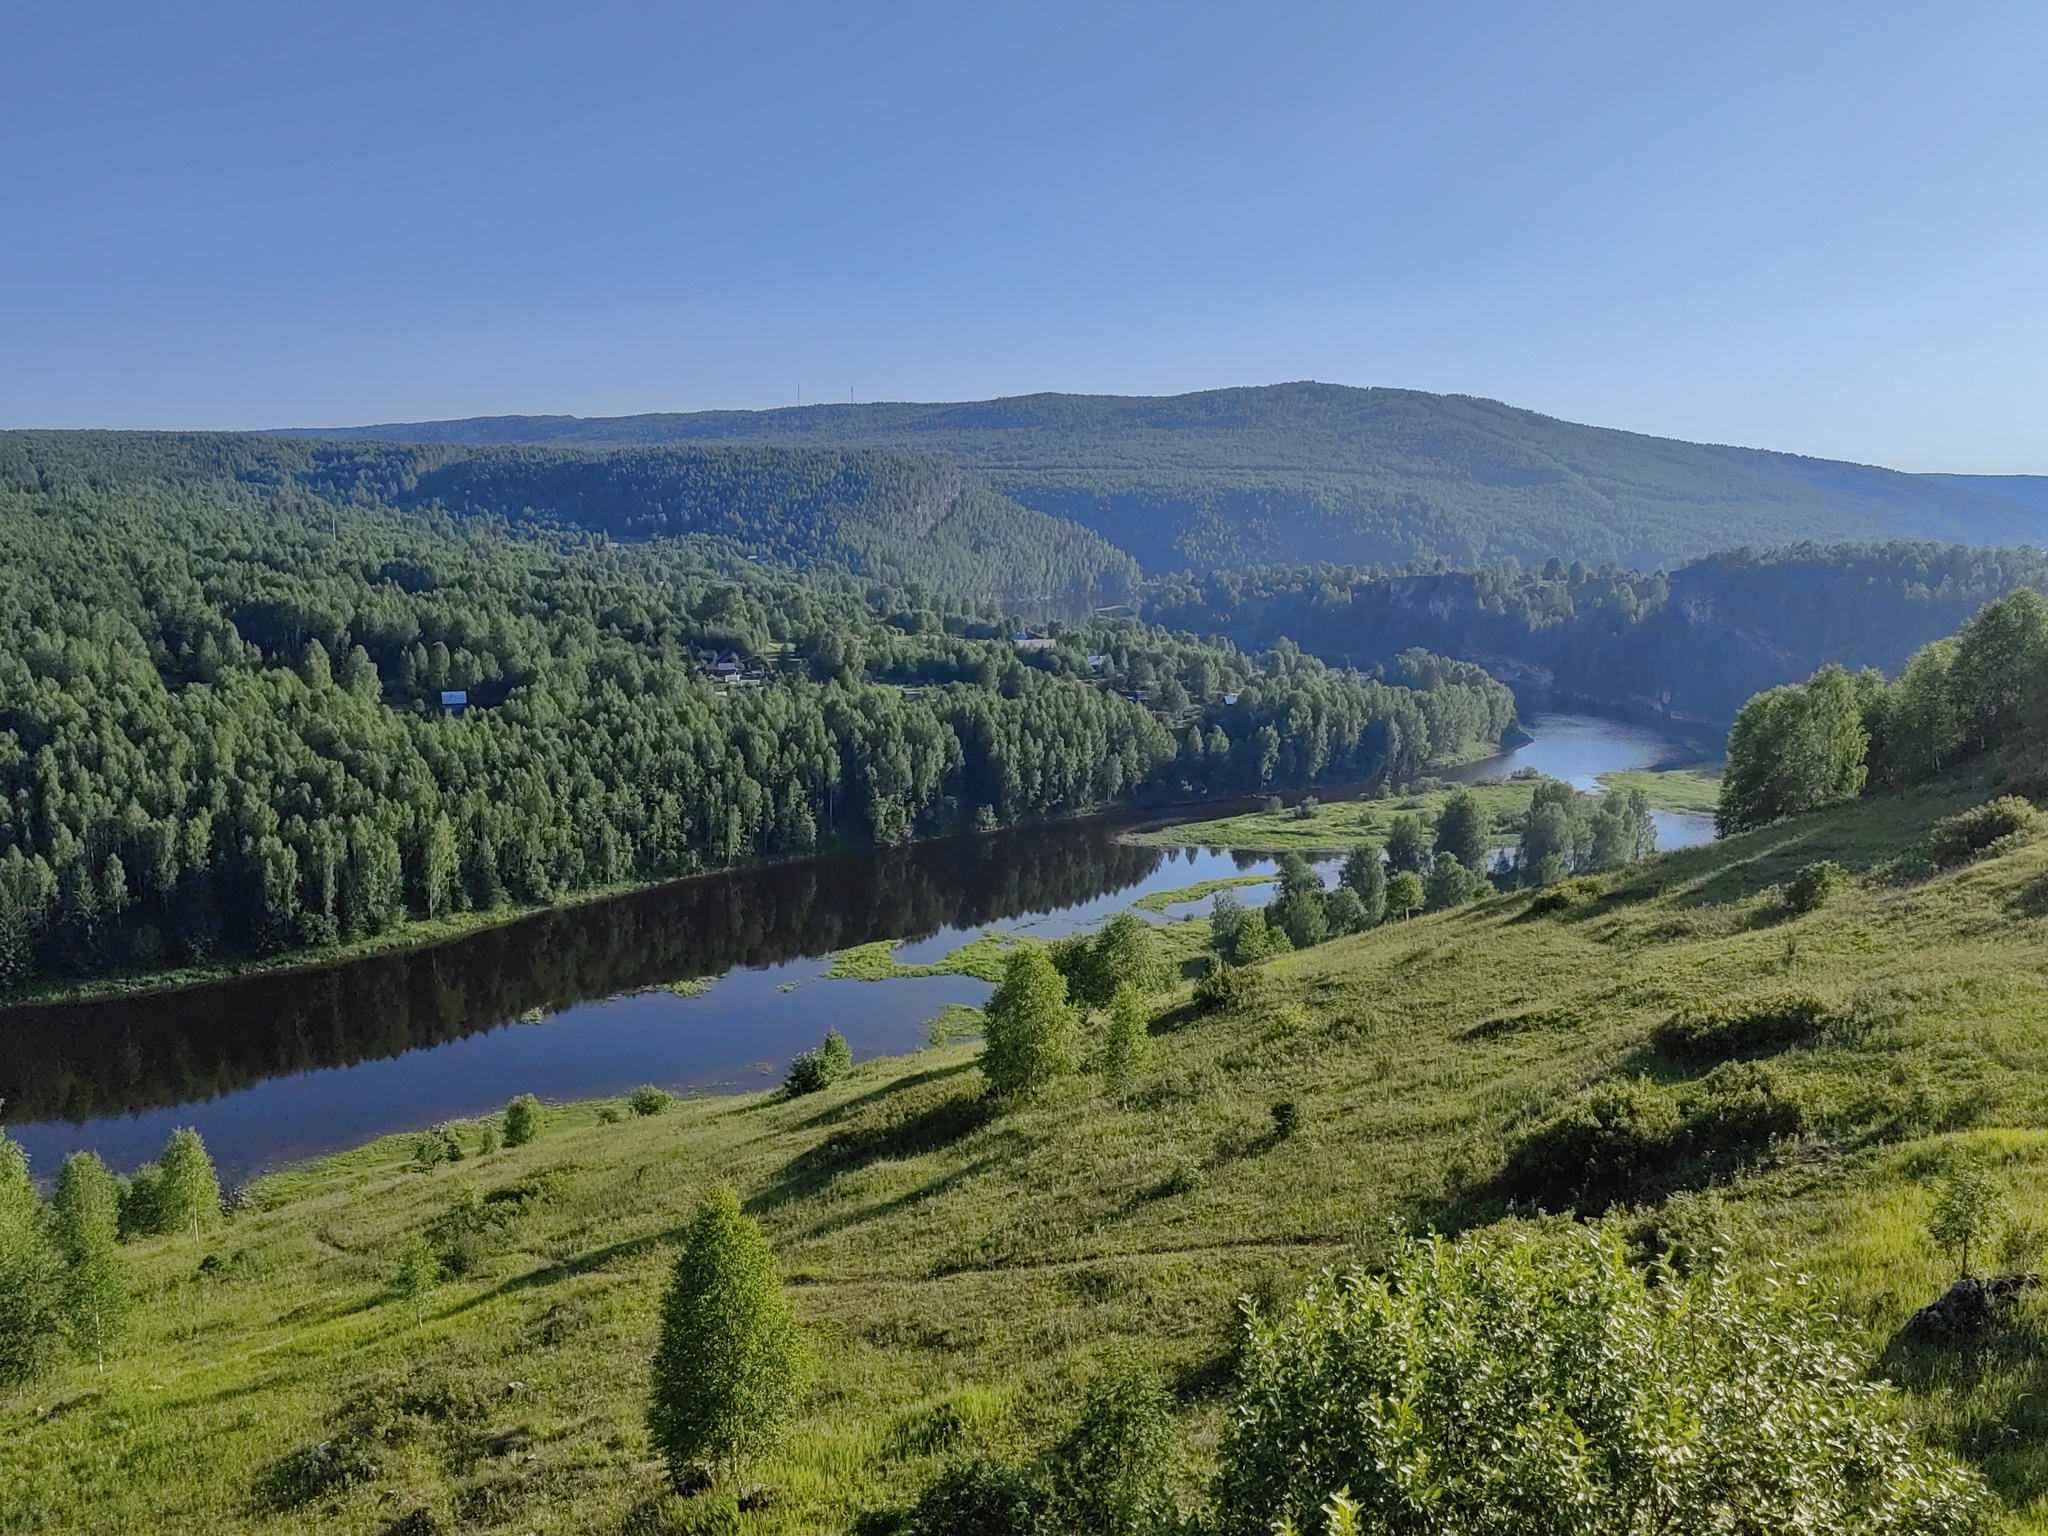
[0,713,1714,1182]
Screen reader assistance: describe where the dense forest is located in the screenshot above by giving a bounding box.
[291,382,2048,571]
[2,433,1138,610]
[1148,541,2048,726]
[1717,585,2048,832]
[0,435,1510,993]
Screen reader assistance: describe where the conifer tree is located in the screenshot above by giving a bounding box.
[51,1151,129,1371]
[648,1186,809,1486]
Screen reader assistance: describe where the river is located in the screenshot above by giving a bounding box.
[0,712,1715,1182]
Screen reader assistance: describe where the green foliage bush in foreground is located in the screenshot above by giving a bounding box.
[1217,1224,1986,1536]
[648,1186,809,1486]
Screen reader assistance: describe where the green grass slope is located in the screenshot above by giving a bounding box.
[11,771,2048,1532]
[283,384,2048,572]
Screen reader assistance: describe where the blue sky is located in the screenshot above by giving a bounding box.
[4,2,2044,470]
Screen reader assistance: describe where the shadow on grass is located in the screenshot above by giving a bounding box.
[1879,1298,2048,1511]
[747,1086,1002,1217]
[778,1060,980,1133]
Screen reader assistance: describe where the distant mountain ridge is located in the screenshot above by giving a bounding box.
[281,383,2048,573]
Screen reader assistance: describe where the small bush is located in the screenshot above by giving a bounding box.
[786,1028,854,1097]
[1501,1078,1682,1209]
[1193,961,1262,1015]
[784,1051,833,1097]
[1782,860,1847,913]
[888,1362,1178,1536]
[256,1435,381,1511]
[1652,991,1833,1061]
[894,1456,1038,1536]
[501,1095,544,1148]
[1931,795,2044,866]
[411,1131,450,1172]
[629,1085,674,1117]
[1503,1066,1811,1210]
[1270,1101,1299,1138]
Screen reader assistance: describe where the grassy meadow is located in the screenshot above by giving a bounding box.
[8,766,2048,1531]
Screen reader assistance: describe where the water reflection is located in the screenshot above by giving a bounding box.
[0,713,1718,1181]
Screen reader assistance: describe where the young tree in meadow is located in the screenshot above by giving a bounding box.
[1383,814,1430,875]
[1432,789,1489,876]
[391,1236,442,1325]
[1100,983,1150,1100]
[1424,854,1479,912]
[51,1152,129,1370]
[1930,1156,2008,1280]
[648,1186,809,1487]
[1340,844,1386,927]
[1092,912,1167,998]
[981,946,1083,1098]
[1385,871,1425,921]
[0,1133,62,1389]
[1268,885,1329,950]
[155,1128,222,1237]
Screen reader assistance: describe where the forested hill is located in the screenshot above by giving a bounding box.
[2,433,1138,608]
[0,433,1512,995]
[286,383,2048,572]
[1149,542,2048,728]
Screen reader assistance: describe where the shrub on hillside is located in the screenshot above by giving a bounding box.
[502,1094,544,1148]
[0,1134,62,1389]
[1054,914,1169,1008]
[1193,960,1263,1015]
[1501,1066,1811,1210]
[1651,991,1834,1062]
[887,1360,1180,1536]
[1783,859,1848,913]
[628,1084,674,1117]
[1931,796,2045,867]
[1215,1224,1986,1536]
[785,1027,856,1098]
[1499,1079,1681,1209]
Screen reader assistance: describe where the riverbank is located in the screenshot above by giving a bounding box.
[0,777,1416,1011]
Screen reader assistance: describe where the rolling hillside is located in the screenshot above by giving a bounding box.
[285,384,2048,573]
[0,433,1139,607]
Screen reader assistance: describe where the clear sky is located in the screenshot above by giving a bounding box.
[4,2,2044,471]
